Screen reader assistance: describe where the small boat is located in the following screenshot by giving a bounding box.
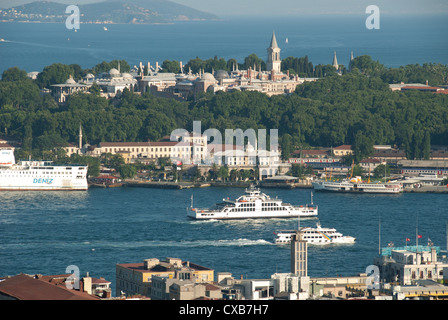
[274,223,356,245]
[103,26,108,31]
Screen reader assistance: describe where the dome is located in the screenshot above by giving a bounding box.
[122,72,133,79]
[109,68,120,76]
[201,72,216,81]
[215,70,229,80]
[65,75,76,84]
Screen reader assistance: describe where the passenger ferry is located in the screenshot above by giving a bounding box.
[0,149,88,191]
[187,185,318,220]
[312,176,403,194]
[273,223,356,245]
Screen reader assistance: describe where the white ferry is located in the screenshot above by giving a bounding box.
[312,176,402,194]
[187,185,318,220]
[0,149,88,191]
[274,223,356,245]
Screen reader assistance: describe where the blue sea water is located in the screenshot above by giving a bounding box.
[0,13,447,298]
[0,186,446,297]
[0,14,447,75]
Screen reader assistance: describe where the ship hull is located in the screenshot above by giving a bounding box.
[312,181,402,194]
[187,208,318,220]
[0,162,88,191]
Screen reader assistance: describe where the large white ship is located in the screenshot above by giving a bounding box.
[312,176,403,194]
[273,223,356,245]
[187,185,318,220]
[0,149,88,191]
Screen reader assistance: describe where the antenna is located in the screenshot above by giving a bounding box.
[445,223,448,253]
[378,216,381,255]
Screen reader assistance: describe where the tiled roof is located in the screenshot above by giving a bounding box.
[0,274,98,300]
[334,145,352,150]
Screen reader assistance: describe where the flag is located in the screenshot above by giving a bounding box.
[418,235,422,239]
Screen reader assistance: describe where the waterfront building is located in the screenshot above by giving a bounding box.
[332,145,353,157]
[115,257,214,298]
[359,158,383,171]
[374,245,448,285]
[398,160,448,176]
[0,273,111,300]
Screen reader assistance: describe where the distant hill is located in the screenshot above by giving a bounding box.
[0,0,219,24]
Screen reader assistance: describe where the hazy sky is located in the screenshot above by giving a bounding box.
[0,0,447,16]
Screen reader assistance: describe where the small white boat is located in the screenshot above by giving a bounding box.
[274,223,355,245]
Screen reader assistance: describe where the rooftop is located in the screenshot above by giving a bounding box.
[0,274,99,300]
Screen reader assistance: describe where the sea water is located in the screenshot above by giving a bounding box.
[0,14,447,74]
[0,186,446,296]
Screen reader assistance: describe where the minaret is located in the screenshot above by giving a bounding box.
[349,51,354,71]
[332,51,339,70]
[78,124,83,153]
[266,31,281,74]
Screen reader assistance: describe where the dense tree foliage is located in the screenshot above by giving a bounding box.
[0,56,447,164]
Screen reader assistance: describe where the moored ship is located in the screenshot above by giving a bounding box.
[312,176,403,194]
[187,184,318,220]
[273,223,356,245]
[0,149,88,191]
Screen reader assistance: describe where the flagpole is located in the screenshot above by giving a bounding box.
[378,216,381,256]
[416,214,419,253]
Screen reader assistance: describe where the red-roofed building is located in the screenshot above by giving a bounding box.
[0,274,100,300]
[401,86,444,92]
[333,145,353,157]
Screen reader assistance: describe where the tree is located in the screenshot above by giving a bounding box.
[243,53,266,71]
[161,60,181,73]
[352,132,374,163]
[217,166,229,181]
[373,164,390,179]
[349,55,385,76]
[119,164,137,179]
[290,163,306,178]
[280,133,293,160]
[36,63,75,88]
[1,67,28,82]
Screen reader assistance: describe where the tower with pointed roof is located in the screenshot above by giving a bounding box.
[332,51,339,70]
[266,31,281,74]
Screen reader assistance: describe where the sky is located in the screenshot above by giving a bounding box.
[0,0,447,16]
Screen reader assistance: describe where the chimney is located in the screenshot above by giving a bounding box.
[431,247,437,263]
[144,258,160,270]
[426,80,429,86]
[83,272,92,295]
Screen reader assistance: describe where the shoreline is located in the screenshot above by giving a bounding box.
[89,180,448,193]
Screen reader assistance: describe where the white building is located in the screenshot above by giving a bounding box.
[374,245,448,285]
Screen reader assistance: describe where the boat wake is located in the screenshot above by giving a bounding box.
[87,238,273,249]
